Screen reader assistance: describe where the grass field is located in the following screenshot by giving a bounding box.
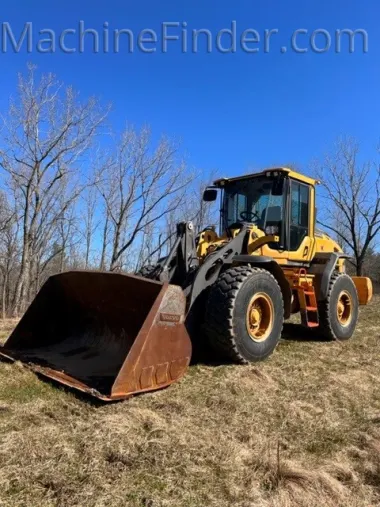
[0,300,380,507]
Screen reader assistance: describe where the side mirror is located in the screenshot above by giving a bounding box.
[203,188,218,202]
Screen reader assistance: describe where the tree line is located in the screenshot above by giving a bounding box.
[0,65,379,317]
[0,65,217,317]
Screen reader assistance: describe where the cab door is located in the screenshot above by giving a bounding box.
[287,180,315,263]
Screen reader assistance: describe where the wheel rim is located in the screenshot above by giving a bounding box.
[336,290,353,327]
[246,292,274,342]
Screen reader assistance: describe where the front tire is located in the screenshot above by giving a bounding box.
[204,266,284,363]
[318,273,359,341]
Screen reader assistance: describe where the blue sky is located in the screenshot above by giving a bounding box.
[0,0,379,180]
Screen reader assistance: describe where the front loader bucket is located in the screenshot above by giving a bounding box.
[0,272,191,401]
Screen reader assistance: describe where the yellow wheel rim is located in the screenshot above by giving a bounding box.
[337,290,353,327]
[246,292,274,343]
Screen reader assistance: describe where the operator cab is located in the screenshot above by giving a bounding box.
[203,167,318,253]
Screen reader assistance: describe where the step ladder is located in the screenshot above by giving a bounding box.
[295,270,319,328]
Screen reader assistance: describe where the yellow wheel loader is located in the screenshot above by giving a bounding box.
[0,168,373,400]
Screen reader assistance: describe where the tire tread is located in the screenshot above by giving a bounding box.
[204,266,283,363]
[318,272,358,341]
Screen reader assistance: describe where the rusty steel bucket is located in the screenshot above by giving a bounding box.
[0,271,192,401]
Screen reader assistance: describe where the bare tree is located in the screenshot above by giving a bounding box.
[314,138,380,276]
[134,173,219,272]
[81,185,100,269]
[96,126,192,271]
[135,222,171,271]
[0,191,19,318]
[99,204,111,271]
[0,64,109,314]
[185,173,219,233]
[0,65,218,316]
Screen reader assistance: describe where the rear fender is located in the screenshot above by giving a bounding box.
[312,252,351,301]
[352,276,373,305]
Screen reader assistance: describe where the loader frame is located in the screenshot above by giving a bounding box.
[145,221,296,318]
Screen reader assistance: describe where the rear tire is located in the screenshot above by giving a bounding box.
[318,273,359,341]
[204,266,284,363]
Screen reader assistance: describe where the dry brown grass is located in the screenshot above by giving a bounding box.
[0,299,380,506]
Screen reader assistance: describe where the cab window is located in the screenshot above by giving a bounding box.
[289,181,310,250]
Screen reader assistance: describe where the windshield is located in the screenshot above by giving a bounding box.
[223,176,285,235]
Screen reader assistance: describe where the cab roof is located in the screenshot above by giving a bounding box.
[213,167,319,187]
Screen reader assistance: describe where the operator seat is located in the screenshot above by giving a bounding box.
[261,206,282,232]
